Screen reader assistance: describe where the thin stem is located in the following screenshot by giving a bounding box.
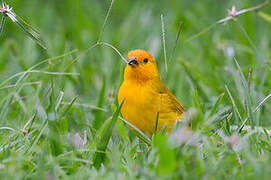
[185,0,269,42]
[0,14,6,34]
[98,42,128,63]
[236,21,266,63]
[97,0,115,42]
[168,21,183,64]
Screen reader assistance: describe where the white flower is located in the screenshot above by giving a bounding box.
[0,3,12,14]
[227,6,237,17]
[0,3,17,22]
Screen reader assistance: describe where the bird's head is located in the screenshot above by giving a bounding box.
[124,49,160,83]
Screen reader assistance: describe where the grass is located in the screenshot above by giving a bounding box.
[0,0,271,179]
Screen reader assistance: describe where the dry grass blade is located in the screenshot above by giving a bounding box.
[239,93,271,132]
[255,93,271,112]
[168,21,183,64]
[14,15,47,49]
[160,14,168,74]
[0,14,5,34]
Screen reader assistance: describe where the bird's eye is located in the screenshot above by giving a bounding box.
[143,58,148,63]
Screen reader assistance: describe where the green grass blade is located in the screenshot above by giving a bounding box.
[258,11,271,23]
[119,116,152,145]
[60,96,78,119]
[0,49,77,89]
[184,22,218,43]
[154,112,159,134]
[209,93,225,117]
[93,77,106,130]
[93,100,124,169]
[236,21,266,63]
[179,60,208,101]
[233,57,255,127]
[225,85,243,123]
[159,125,167,135]
[28,121,48,152]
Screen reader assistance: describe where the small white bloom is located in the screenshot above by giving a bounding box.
[0,3,17,22]
[0,3,12,14]
[227,6,237,17]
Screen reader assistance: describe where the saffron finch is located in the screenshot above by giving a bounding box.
[118,49,185,138]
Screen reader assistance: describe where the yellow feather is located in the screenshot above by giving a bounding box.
[118,49,185,137]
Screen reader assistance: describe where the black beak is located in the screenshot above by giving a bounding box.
[128,56,138,67]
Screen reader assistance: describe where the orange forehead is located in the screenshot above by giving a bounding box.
[128,49,154,62]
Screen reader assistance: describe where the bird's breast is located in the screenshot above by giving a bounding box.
[118,81,159,136]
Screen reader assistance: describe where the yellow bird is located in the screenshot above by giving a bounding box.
[118,49,185,138]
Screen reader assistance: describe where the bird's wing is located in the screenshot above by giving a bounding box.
[157,82,185,116]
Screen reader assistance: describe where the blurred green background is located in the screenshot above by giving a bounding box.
[0,0,271,179]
